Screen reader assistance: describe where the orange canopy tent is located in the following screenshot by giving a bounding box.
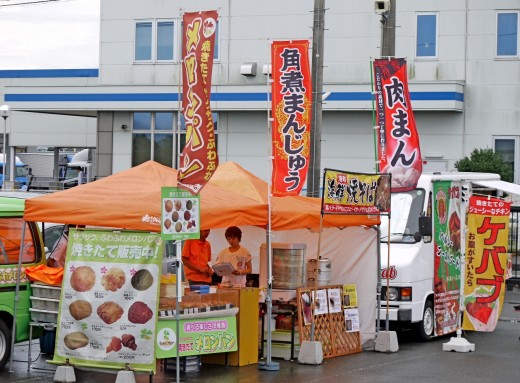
[23,161,379,230]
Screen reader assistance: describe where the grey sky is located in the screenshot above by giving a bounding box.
[0,0,100,69]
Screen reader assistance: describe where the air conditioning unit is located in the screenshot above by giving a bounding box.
[240,63,257,76]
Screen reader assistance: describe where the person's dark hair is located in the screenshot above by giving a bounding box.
[225,226,242,240]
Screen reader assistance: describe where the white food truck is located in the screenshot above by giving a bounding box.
[378,172,520,340]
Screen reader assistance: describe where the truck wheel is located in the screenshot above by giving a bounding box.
[0,319,12,370]
[416,300,434,341]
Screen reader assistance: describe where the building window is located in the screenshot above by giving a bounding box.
[135,22,153,61]
[214,21,220,61]
[132,112,173,167]
[416,14,437,58]
[497,12,518,57]
[157,21,174,60]
[135,20,175,62]
[494,137,518,182]
[132,112,218,169]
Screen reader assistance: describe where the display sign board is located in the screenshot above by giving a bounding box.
[433,181,462,336]
[161,187,200,240]
[155,316,237,358]
[342,284,358,308]
[322,169,391,215]
[53,229,164,373]
[462,195,510,332]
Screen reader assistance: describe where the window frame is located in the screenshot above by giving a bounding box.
[134,19,177,63]
[493,136,518,183]
[131,112,219,169]
[415,13,438,59]
[496,11,519,59]
[132,112,174,167]
[135,20,153,62]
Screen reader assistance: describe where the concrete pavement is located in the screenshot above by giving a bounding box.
[3,287,520,383]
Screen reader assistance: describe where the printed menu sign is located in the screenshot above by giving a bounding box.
[344,308,360,332]
[342,284,358,308]
[327,288,342,313]
[161,187,200,240]
[52,229,164,373]
[314,289,329,315]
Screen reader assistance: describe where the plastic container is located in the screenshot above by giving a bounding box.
[190,284,210,294]
[263,344,300,360]
[29,308,58,323]
[30,296,60,311]
[31,283,62,299]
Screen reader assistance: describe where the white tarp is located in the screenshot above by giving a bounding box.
[208,225,378,345]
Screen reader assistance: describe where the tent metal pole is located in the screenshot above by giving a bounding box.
[375,225,382,334]
[9,221,26,372]
[175,240,182,383]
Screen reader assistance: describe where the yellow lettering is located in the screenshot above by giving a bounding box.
[185,19,201,52]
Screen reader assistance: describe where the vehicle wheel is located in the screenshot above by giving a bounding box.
[416,300,434,341]
[0,319,12,370]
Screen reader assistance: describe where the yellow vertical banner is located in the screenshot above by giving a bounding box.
[463,195,511,332]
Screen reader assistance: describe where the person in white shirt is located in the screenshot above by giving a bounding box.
[215,226,252,286]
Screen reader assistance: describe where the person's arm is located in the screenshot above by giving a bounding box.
[242,260,252,275]
[48,237,67,267]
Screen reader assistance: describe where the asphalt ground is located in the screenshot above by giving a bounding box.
[3,287,520,383]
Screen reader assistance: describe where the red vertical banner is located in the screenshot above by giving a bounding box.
[178,10,219,194]
[373,58,422,192]
[463,195,511,332]
[271,40,312,196]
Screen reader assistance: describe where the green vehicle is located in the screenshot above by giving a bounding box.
[0,193,46,369]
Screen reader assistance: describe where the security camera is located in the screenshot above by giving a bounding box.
[374,0,390,15]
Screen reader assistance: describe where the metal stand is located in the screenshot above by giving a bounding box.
[258,283,280,371]
[28,321,57,371]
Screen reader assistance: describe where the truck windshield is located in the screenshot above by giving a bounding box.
[380,189,425,243]
[16,166,29,177]
[64,167,80,180]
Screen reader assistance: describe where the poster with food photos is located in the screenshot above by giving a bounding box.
[342,284,358,308]
[344,308,360,332]
[161,187,200,240]
[314,289,329,315]
[327,288,342,314]
[52,229,164,373]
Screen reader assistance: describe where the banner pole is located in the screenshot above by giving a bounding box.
[258,39,279,372]
[370,60,379,173]
[175,10,184,383]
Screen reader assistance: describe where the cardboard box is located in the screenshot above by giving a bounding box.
[160,283,177,298]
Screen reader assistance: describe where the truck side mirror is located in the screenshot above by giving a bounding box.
[418,216,432,237]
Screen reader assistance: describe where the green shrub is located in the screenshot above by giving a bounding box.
[454,148,513,182]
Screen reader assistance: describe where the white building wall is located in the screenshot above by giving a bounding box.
[3,0,520,183]
[0,73,98,149]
